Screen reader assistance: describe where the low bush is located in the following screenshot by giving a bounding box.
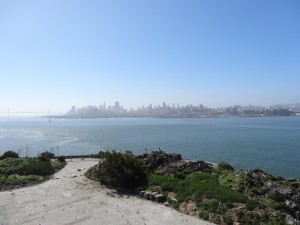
[51,159,66,170]
[149,175,178,192]
[197,200,220,213]
[168,199,180,209]
[148,172,247,206]
[175,172,247,203]
[97,151,147,189]
[218,170,253,192]
[57,156,66,163]
[39,151,55,159]
[261,198,287,211]
[38,155,50,162]
[85,165,98,180]
[1,151,19,159]
[225,202,234,209]
[223,215,234,225]
[218,162,234,171]
[245,199,260,210]
[0,174,45,185]
[0,158,55,176]
[210,215,221,224]
[241,212,261,225]
[19,159,55,176]
[199,211,209,220]
[268,191,285,202]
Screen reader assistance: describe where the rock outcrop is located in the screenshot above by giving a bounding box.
[137,150,182,170]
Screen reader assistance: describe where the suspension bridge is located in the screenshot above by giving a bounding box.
[0,110,64,117]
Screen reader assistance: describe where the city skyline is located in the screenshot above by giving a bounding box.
[63,100,299,118]
[68,100,300,111]
[1,99,300,118]
[1,0,300,113]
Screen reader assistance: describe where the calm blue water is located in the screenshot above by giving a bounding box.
[0,117,299,179]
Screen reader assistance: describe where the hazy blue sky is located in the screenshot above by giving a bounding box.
[1,0,299,113]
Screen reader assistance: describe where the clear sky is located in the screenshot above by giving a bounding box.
[0,0,300,113]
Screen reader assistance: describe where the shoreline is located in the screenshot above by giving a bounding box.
[43,115,299,119]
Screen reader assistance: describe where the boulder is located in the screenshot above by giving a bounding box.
[154,194,166,203]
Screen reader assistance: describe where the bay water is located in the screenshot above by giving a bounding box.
[0,117,299,179]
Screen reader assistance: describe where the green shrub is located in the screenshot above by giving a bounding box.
[199,211,209,220]
[175,172,247,204]
[270,213,288,225]
[85,165,98,180]
[161,182,177,191]
[218,162,234,171]
[246,199,260,210]
[225,202,234,209]
[169,200,180,209]
[235,209,244,218]
[268,191,285,202]
[39,151,55,159]
[0,158,55,176]
[1,151,19,159]
[149,175,178,192]
[0,174,45,185]
[57,156,66,163]
[21,159,55,176]
[259,212,269,222]
[210,215,221,224]
[51,159,65,170]
[261,198,287,211]
[272,202,288,211]
[287,178,297,182]
[241,212,262,225]
[38,155,50,162]
[289,182,299,188]
[223,215,234,225]
[148,172,247,208]
[197,200,219,213]
[97,151,147,189]
[218,170,252,192]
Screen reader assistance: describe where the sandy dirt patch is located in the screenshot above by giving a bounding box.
[0,158,213,225]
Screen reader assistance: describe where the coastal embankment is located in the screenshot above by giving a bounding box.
[0,158,212,225]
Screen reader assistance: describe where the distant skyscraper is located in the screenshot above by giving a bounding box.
[115,101,120,110]
[71,106,76,112]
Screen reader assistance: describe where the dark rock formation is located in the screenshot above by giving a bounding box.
[137,150,214,176]
[139,191,166,203]
[167,160,214,173]
[249,169,300,221]
[137,150,182,170]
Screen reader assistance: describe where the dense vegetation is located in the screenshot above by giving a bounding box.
[217,162,234,171]
[148,169,293,224]
[0,151,66,190]
[149,172,247,204]
[0,150,19,159]
[86,150,300,225]
[92,151,147,189]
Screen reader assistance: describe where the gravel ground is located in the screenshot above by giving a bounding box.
[0,158,213,225]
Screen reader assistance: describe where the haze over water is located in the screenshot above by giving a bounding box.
[0,117,299,179]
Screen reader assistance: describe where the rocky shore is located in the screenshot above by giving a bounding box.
[134,150,300,224]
